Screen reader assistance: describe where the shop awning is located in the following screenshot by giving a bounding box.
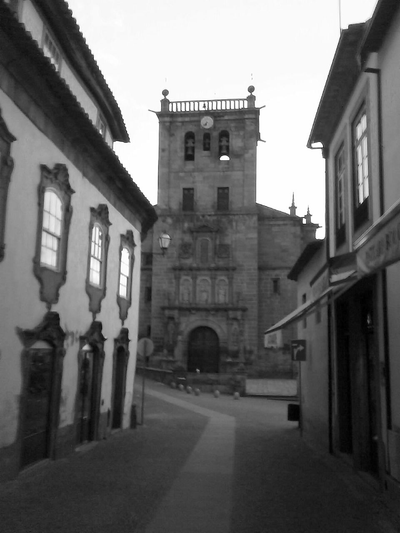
[264,286,331,336]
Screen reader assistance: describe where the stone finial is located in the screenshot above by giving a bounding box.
[161,89,170,112]
[247,86,256,108]
[304,206,312,224]
[289,193,297,216]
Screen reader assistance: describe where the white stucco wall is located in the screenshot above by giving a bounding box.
[0,90,140,448]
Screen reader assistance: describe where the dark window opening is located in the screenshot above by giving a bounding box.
[145,286,152,302]
[203,133,211,151]
[143,253,153,266]
[272,278,280,295]
[182,188,194,211]
[146,325,151,337]
[217,187,229,211]
[219,131,230,160]
[184,132,195,161]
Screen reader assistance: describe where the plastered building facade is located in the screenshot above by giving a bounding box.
[0,0,156,480]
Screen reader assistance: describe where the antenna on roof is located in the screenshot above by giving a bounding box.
[338,0,342,33]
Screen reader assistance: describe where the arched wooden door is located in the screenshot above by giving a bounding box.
[188,327,219,373]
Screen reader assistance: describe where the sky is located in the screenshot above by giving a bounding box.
[66,0,378,238]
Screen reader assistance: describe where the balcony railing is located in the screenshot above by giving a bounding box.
[167,98,249,113]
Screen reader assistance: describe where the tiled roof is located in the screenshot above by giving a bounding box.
[34,0,129,142]
[307,23,366,149]
[0,2,157,234]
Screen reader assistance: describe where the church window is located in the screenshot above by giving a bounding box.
[145,286,152,302]
[182,188,194,211]
[217,187,229,211]
[203,133,211,151]
[199,238,210,265]
[184,132,195,161]
[272,278,280,295]
[219,130,230,160]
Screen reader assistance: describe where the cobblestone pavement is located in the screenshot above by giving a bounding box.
[1,379,399,533]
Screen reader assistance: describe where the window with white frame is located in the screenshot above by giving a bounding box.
[335,144,346,245]
[43,31,61,71]
[34,164,74,307]
[89,224,103,286]
[119,247,130,298]
[85,205,111,317]
[116,230,136,322]
[353,108,369,229]
[40,190,62,269]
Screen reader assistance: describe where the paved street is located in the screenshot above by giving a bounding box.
[1,378,399,533]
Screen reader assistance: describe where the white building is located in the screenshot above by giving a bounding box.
[0,0,156,480]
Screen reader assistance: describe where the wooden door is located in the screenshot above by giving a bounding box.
[21,349,53,467]
[77,353,94,443]
[188,327,219,373]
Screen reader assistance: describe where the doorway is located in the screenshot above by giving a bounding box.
[21,344,54,468]
[187,327,219,373]
[77,347,101,444]
[112,347,126,429]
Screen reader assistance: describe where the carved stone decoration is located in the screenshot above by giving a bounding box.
[16,311,66,355]
[117,230,136,324]
[85,204,111,319]
[16,312,66,461]
[0,107,16,262]
[179,242,192,259]
[217,244,230,258]
[33,164,75,309]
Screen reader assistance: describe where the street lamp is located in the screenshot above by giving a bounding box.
[158,231,171,255]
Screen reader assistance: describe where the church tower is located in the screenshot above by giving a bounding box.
[139,87,319,377]
[141,87,261,373]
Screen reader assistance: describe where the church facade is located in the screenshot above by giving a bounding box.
[139,88,318,377]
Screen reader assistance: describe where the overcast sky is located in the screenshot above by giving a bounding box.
[66,0,378,237]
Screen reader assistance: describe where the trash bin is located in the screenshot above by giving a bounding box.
[288,403,300,421]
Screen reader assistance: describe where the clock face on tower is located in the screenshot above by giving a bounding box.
[200,116,214,129]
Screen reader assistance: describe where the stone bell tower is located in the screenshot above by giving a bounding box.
[140,87,261,373]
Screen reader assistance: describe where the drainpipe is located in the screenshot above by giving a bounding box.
[308,144,333,454]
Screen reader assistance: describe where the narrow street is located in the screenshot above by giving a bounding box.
[1,379,399,533]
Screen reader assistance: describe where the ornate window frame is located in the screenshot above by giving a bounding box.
[117,230,136,323]
[86,204,111,318]
[33,164,74,308]
[0,107,16,262]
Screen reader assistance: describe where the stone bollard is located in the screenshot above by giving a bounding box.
[186,386,192,394]
[170,381,177,389]
[178,384,184,391]
[233,392,240,400]
[194,388,200,396]
[214,390,220,398]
